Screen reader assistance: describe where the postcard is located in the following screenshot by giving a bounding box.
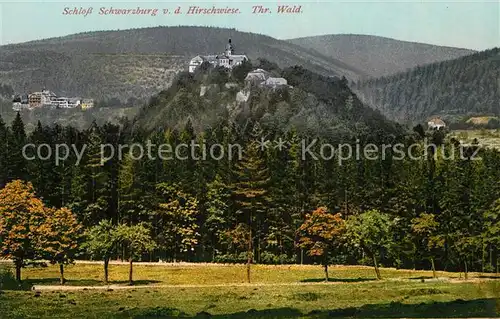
[0,1,499,318]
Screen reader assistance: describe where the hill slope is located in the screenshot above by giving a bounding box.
[134,63,401,139]
[354,48,500,124]
[0,26,365,103]
[288,34,475,78]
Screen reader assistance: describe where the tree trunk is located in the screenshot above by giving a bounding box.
[246,227,252,283]
[128,258,133,285]
[464,259,468,280]
[104,258,109,284]
[430,257,437,279]
[497,257,499,275]
[373,255,381,280]
[257,235,261,264]
[489,245,493,269]
[59,263,66,285]
[482,241,486,274]
[324,264,329,282]
[15,261,22,282]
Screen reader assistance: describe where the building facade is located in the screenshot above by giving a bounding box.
[189,39,248,73]
[12,88,92,111]
[81,99,95,110]
[427,118,446,130]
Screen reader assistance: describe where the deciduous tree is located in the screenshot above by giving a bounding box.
[411,213,444,278]
[346,210,392,280]
[155,184,200,261]
[37,207,83,284]
[298,207,345,281]
[115,223,156,285]
[82,220,117,284]
[0,180,47,281]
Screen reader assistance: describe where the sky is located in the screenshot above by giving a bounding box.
[0,0,498,50]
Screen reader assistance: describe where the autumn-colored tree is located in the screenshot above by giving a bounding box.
[411,213,444,278]
[82,220,117,284]
[298,207,345,281]
[0,180,47,281]
[36,207,83,284]
[224,223,252,281]
[115,223,156,285]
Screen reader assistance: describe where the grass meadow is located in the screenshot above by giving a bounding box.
[449,129,500,149]
[0,262,499,318]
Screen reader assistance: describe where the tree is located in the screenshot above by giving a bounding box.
[7,113,28,181]
[231,123,270,282]
[155,184,200,262]
[453,235,478,280]
[115,223,156,285]
[298,207,345,281]
[231,59,253,83]
[0,115,8,187]
[0,180,48,281]
[224,223,252,278]
[36,207,83,284]
[346,210,392,280]
[484,199,500,273]
[70,124,111,225]
[411,213,444,278]
[82,220,117,284]
[118,154,143,224]
[204,175,232,260]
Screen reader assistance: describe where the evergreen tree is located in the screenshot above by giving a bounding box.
[231,123,270,280]
[7,113,28,181]
[204,174,232,261]
[0,115,8,186]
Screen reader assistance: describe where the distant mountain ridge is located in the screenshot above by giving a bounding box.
[0,26,485,129]
[354,48,500,124]
[0,26,366,104]
[288,34,475,78]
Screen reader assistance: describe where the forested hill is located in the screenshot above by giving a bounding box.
[288,34,475,78]
[0,26,364,103]
[354,48,500,124]
[133,60,402,139]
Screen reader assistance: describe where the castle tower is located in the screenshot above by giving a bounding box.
[225,38,234,56]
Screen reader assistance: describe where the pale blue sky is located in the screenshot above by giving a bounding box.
[0,1,498,50]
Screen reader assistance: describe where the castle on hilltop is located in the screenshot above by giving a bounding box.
[189,39,248,73]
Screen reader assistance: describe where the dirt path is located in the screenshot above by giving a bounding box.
[33,276,500,291]
[33,281,343,291]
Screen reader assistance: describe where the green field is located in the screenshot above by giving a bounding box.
[1,263,499,318]
[449,129,500,149]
